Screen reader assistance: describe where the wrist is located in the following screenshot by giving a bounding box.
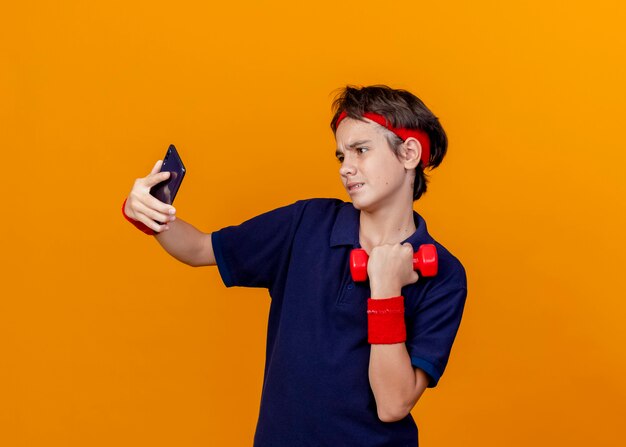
[122,198,156,236]
[370,284,402,300]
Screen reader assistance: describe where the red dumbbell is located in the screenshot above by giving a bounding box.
[349,244,438,282]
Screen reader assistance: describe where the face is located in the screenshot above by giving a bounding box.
[335,117,414,212]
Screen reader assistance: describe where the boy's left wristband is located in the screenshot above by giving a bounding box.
[122,198,156,236]
[367,296,406,344]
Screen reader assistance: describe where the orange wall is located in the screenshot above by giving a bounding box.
[2,1,625,445]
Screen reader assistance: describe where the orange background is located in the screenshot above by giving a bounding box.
[2,1,625,446]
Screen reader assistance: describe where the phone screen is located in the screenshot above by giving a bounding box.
[150,144,186,206]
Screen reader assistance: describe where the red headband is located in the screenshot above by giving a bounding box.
[336,111,431,168]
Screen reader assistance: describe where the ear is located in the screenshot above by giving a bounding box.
[399,137,422,170]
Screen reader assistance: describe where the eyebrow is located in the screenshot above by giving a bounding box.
[335,140,372,157]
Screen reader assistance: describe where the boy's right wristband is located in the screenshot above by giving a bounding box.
[122,198,156,236]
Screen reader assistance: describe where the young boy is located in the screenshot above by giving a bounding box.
[122,85,467,446]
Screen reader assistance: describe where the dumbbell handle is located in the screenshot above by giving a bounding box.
[350,244,438,282]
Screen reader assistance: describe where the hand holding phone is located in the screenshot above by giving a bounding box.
[123,145,186,232]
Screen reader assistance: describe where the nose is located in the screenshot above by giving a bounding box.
[339,155,356,178]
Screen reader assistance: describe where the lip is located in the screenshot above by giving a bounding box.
[346,182,365,192]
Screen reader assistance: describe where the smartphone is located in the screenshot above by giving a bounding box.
[150,144,186,207]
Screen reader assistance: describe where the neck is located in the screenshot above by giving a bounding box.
[358,198,416,253]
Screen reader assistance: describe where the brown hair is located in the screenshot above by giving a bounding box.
[330,85,448,201]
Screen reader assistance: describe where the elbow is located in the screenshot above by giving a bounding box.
[177,257,199,267]
[377,403,413,423]
[377,409,410,423]
[377,392,423,423]
[186,255,203,267]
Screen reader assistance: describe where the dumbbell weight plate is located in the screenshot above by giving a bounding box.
[415,244,438,277]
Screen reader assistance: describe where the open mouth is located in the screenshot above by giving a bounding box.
[348,183,364,192]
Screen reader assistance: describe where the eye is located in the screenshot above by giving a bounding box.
[336,155,344,163]
[357,147,368,154]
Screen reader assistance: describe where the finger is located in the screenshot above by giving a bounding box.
[143,193,176,216]
[128,185,175,216]
[135,199,174,224]
[134,210,170,233]
[402,242,414,252]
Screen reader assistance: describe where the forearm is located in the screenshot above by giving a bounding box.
[154,217,208,267]
[369,342,419,421]
[367,283,426,422]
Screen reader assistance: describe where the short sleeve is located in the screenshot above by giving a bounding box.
[405,264,468,388]
[210,200,305,290]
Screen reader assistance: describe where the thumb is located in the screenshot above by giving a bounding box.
[146,169,170,188]
[149,159,162,175]
[145,160,170,188]
[412,271,420,284]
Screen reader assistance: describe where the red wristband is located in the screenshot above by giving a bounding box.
[367,296,406,344]
[122,198,156,236]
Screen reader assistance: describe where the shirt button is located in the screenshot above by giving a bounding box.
[347,284,354,290]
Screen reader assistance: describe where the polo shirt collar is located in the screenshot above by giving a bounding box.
[330,202,431,249]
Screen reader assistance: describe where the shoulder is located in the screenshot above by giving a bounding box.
[248,198,351,237]
[408,211,466,291]
[294,197,348,210]
[405,238,467,319]
[291,197,350,219]
[405,233,467,310]
[430,241,467,290]
[242,198,344,220]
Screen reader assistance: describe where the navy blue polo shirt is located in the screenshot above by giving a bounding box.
[211,198,467,446]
